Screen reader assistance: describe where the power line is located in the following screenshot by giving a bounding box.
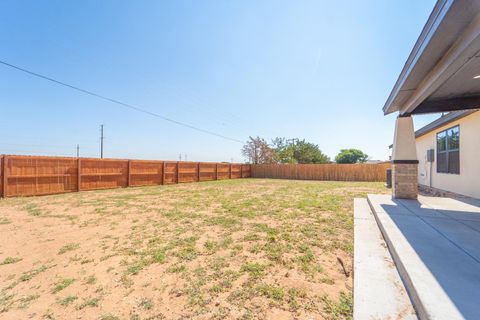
[0,60,244,144]
[168,86,285,139]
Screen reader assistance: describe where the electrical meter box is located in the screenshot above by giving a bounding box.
[427,149,435,162]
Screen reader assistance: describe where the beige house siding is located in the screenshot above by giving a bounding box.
[415,111,480,199]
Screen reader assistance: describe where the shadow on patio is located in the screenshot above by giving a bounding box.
[368,194,480,320]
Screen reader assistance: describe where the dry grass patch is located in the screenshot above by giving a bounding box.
[0,179,387,319]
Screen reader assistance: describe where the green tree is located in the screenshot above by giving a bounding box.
[335,149,369,164]
[271,138,329,164]
[293,139,330,164]
[271,138,296,163]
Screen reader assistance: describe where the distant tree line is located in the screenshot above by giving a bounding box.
[242,136,368,164]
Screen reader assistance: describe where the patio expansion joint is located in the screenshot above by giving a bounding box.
[414,197,480,230]
[432,206,480,236]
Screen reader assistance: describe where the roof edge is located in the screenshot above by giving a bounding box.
[383,0,454,115]
[388,109,478,148]
[415,109,479,138]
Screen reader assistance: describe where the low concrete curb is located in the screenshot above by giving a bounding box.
[354,198,416,319]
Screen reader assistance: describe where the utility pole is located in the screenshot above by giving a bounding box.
[76,144,80,158]
[100,124,104,159]
[179,154,182,161]
[185,154,187,162]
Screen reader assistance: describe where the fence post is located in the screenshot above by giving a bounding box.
[2,156,8,197]
[0,155,4,198]
[162,162,166,185]
[215,163,218,180]
[127,160,131,187]
[34,158,38,195]
[77,158,82,192]
[197,162,201,182]
[240,165,243,178]
[229,164,232,179]
[176,162,179,183]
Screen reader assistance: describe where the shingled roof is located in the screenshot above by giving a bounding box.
[388,109,478,149]
[415,109,478,138]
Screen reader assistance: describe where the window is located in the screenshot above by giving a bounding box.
[436,125,459,174]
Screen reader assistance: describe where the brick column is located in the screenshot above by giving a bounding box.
[391,116,418,199]
[392,162,418,199]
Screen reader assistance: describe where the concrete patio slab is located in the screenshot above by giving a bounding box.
[367,194,480,320]
[421,197,480,223]
[421,216,480,262]
[353,198,416,320]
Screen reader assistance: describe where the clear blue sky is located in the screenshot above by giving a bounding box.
[0,0,438,162]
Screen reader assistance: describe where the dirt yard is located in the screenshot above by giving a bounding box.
[0,179,387,320]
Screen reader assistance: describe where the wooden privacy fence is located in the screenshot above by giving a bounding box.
[251,163,390,182]
[0,155,251,198]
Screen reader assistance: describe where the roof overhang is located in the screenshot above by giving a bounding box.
[387,109,478,148]
[383,0,480,116]
[415,109,477,138]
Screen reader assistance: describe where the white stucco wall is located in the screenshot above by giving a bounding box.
[416,111,480,199]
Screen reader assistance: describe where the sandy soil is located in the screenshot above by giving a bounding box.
[0,179,388,320]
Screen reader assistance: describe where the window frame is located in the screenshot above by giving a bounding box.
[436,125,460,175]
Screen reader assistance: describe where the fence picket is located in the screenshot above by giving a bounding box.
[251,163,389,182]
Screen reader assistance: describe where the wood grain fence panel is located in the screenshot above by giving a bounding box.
[199,163,216,181]
[178,162,198,183]
[129,160,163,187]
[163,162,178,185]
[77,159,81,191]
[80,159,128,191]
[176,162,179,183]
[241,164,251,178]
[0,156,3,198]
[4,155,78,197]
[0,156,5,198]
[3,156,9,197]
[231,164,242,179]
[0,154,250,198]
[251,163,390,182]
[216,163,230,180]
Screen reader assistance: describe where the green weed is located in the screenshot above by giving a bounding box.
[0,257,22,265]
[58,243,80,255]
[322,292,353,320]
[240,262,265,279]
[59,295,78,306]
[20,265,48,281]
[257,284,284,301]
[52,278,75,293]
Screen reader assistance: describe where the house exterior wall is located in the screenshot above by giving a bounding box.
[415,111,480,199]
